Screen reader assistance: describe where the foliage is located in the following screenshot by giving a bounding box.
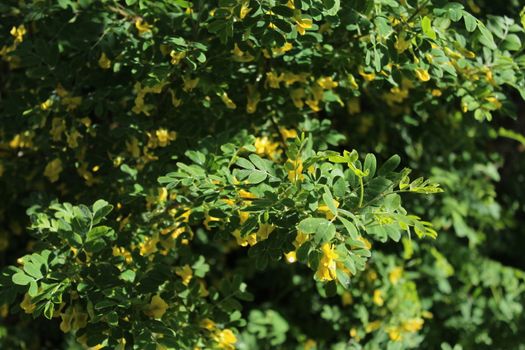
[0,0,524,349]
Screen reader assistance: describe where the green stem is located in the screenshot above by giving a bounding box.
[358,176,364,208]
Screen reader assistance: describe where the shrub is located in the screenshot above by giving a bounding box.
[0,0,524,349]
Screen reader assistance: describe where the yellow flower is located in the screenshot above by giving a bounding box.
[175,264,193,285]
[295,17,313,35]
[10,25,26,43]
[415,68,431,82]
[254,136,280,159]
[135,18,153,35]
[139,235,159,256]
[40,98,53,110]
[112,246,133,264]
[183,76,199,92]
[155,128,177,147]
[317,76,338,89]
[372,289,384,306]
[290,88,305,108]
[144,295,169,319]
[60,305,88,333]
[388,267,403,285]
[315,243,338,281]
[402,317,424,332]
[220,92,237,109]
[394,32,411,53]
[256,224,275,241]
[246,85,260,114]
[67,129,82,149]
[365,320,381,333]
[204,213,220,230]
[387,327,402,341]
[348,74,359,89]
[232,43,254,62]
[284,251,297,263]
[170,50,186,65]
[304,339,317,350]
[318,199,339,220]
[239,0,251,19]
[358,67,376,81]
[305,98,321,112]
[431,89,442,97]
[266,71,282,88]
[98,52,111,69]
[484,96,502,109]
[341,291,353,306]
[272,42,293,56]
[44,158,63,183]
[233,229,258,247]
[20,293,35,314]
[214,329,237,350]
[280,127,298,139]
[200,318,217,330]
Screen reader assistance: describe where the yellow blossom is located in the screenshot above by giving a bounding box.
[415,68,431,82]
[135,18,153,35]
[204,213,220,230]
[175,264,193,285]
[233,230,258,247]
[280,127,298,139]
[139,235,159,256]
[220,92,237,109]
[182,76,199,92]
[315,243,339,281]
[214,329,237,350]
[348,74,359,89]
[20,293,36,314]
[246,85,260,114]
[402,317,424,332]
[239,0,251,20]
[305,98,321,112]
[10,25,26,43]
[67,129,82,149]
[112,246,133,264]
[372,289,384,306]
[317,76,338,89]
[358,67,376,81]
[365,320,382,333]
[98,52,111,69]
[387,327,402,341]
[170,50,186,65]
[232,43,254,62]
[290,88,305,108]
[44,158,63,183]
[254,136,280,159]
[295,17,313,35]
[284,251,297,263]
[60,305,88,333]
[266,71,282,88]
[272,42,293,56]
[144,295,168,319]
[318,199,339,220]
[155,128,177,147]
[40,98,53,110]
[341,291,353,306]
[388,267,403,285]
[256,224,275,241]
[431,89,442,97]
[200,318,217,330]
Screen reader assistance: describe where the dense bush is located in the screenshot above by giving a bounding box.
[1,0,524,349]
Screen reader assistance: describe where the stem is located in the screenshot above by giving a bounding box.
[358,176,364,208]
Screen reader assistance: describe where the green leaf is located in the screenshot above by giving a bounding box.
[298,218,335,243]
[338,216,358,240]
[363,153,376,180]
[86,226,115,243]
[323,0,341,16]
[12,272,33,286]
[477,21,497,49]
[247,170,267,184]
[463,12,477,32]
[322,188,338,217]
[236,158,255,170]
[421,16,437,40]
[378,155,400,175]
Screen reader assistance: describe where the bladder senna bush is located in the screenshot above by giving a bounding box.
[0,0,524,349]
